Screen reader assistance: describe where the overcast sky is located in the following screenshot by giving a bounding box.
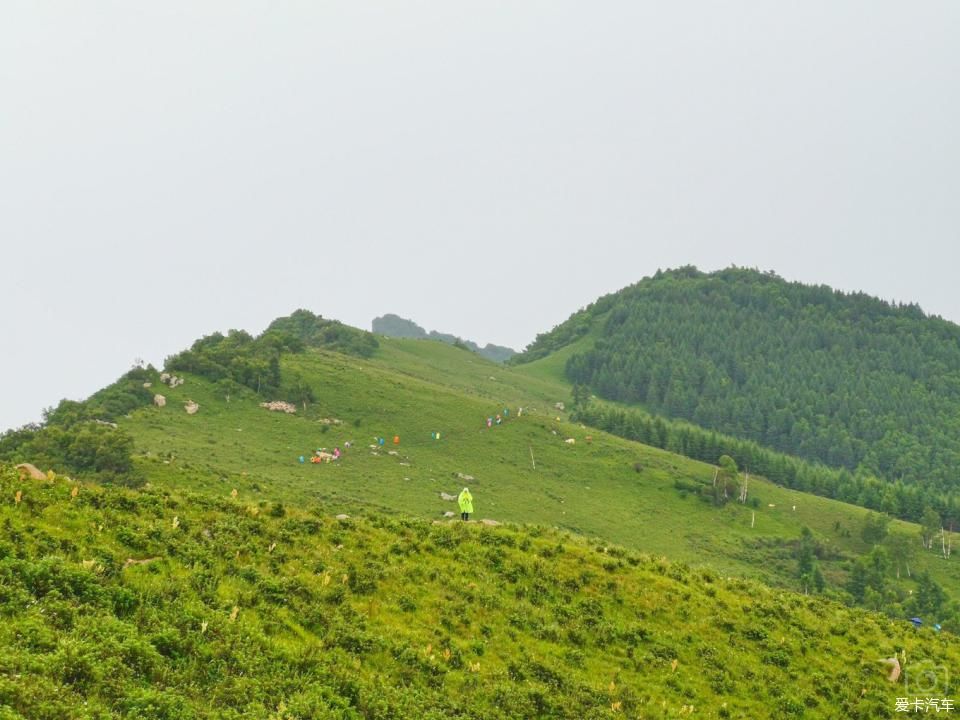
[2,1,958,432]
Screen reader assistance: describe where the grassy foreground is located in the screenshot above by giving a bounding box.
[2,464,956,720]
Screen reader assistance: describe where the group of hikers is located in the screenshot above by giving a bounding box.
[299,441,353,464]
[294,406,527,520]
[486,407,521,428]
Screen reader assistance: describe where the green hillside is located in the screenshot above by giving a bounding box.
[4,312,960,716]
[513,266,960,520]
[9,332,955,613]
[2,464,957,720]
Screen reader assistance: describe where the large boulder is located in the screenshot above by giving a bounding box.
[16,463,46,481]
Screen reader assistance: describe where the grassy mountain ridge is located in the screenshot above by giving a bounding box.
[5,332,959,606]
[372,313,516,363]
[103,339,959,613]
[1,464,956,719]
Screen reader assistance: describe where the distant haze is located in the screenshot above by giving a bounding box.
[2,2,958,432]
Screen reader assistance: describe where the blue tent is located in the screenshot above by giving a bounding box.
[910,617,923,628]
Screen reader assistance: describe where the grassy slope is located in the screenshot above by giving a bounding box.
[1,467,957,720]
[121,339,960,600]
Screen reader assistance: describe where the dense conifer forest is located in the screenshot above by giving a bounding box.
[517,267,960,498]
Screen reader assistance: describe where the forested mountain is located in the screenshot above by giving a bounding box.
[372,313,516,363]
[515,266,960,495]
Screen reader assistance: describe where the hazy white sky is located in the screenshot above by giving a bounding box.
[2,1,959,432]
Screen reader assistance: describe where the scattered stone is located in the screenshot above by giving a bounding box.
[440,492,457,501]
[555,402,565,411]
[455,472,475,482]
[480,519,501,527]
[154,394,166,407]
[123,557,160,569]
[184,401,199,415]
[335,514,350,520]
[260,400,297,414]
[443,511,457,518]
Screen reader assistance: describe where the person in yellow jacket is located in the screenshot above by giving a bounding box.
[458,487,473,521]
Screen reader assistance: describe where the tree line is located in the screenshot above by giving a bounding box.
[574,401,958,527]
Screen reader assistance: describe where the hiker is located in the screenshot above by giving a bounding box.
[458,487,474,521]
[487,418,492,428]
[333,447,341,460]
